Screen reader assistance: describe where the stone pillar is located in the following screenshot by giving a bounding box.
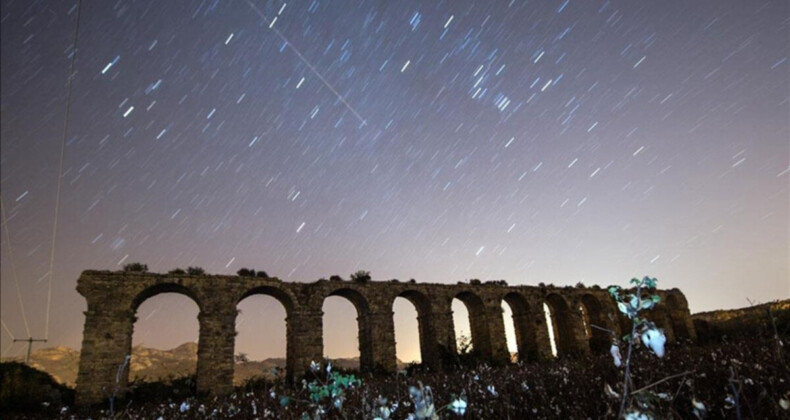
[431,304,456,367]
[366,310,397,373]
[511,311,539,361]
[196,307,237,396]
[286,310,323,382]
[75,308,134,406]
[416,314,440,370]
[357,313,375,373]
[483,302,510,364]
[468,307,493,359]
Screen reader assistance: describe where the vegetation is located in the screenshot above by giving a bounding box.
[0,362,74,412]
[3,331,789,418]
[167,268,186,275]
[186,266,206,276]
[350,270,371,283]
[237,268,255,277]
[122,262,148,273]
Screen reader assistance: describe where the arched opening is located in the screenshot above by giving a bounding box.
[544,294,577,357]
[503,292,539,362]
[501,302,518,361]
[131,289,200,385]
[323,289,371,371]
[394,290,433,366]
[665,294,691,341]
[452,292,491,358]
[543,303,558,358]
[393,297,420,365]
[235,293,288,385]
[452,298,473,353]
[579,294,609,354]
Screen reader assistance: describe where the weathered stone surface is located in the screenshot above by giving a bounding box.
[693,299,789,344]
[75,271,695,405]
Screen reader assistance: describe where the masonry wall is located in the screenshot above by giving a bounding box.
[74,271,695,405]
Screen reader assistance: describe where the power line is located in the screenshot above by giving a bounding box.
[244,0,368,126]
[0,195,32,338]
[45,0,82,340]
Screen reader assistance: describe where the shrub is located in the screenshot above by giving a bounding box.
[256,270,268,278]
[469,279,482,285]
[329,275,344,282]
[350,270,371,283]
[123,262,148,273]
[237,268,255,277]
[168,268,186,275]
[186,266,205,276]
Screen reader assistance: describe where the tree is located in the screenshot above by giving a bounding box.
[350,270,371,283]
[237,268,255,277]
[187,266,205,276]
[168,268,186,275]
[123,262,148,273]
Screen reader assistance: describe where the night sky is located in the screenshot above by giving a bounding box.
[1,0,788,363]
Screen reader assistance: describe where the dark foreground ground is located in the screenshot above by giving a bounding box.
[2,333,788,419]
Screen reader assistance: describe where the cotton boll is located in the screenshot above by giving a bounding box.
[641,328,666,358]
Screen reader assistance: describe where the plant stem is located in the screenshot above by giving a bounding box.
[728,366,742,420]
[618,283,641,418]
[630,370,694,395]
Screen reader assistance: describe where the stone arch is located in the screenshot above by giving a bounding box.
[579,294,609,354]
[453,291,492,358]
[131,282,203,313]
[124,283,204,392]
[238,285,296,314]
[544,294,578,357]
[323,288,373,372]
[665,294,692,340]
[396,290,436,367]
[503,292,539,362]
[234,286,294,383]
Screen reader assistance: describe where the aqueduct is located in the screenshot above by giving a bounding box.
[74,270,696,405]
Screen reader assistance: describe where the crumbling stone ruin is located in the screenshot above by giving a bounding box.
[74,270,696,405]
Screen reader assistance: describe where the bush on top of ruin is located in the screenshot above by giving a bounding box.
[168,268,186,275]
[329,275,344,282]
[350,270,371,283]
[186,266,206,276]
[486,279,508,286]
[123,262,148,273]
[237,268,270,277]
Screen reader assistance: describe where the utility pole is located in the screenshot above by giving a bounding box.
[14,337,47,364]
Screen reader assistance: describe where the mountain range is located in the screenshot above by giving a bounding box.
[1,343,395,388]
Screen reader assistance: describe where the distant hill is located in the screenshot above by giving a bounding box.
[1,344,407,387]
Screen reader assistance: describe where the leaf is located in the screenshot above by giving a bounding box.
[652,295,661,303]
[641,300,654,310]
[279,396,291,407]
[618,302,629,315]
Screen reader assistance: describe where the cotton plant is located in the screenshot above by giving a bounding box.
[608,276,668,418]
[281,360,362,419]
[406,383,469,419]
